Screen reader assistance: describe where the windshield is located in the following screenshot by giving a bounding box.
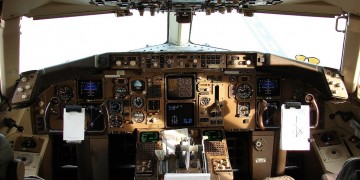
[20,13,167,72]
[20,12,344,72]
[191,12,344,69]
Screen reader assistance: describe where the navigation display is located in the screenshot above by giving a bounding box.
[257,78,280,97]
[166,75,195,100]
[78,103,105,131]
[166,103,194,127]
[140,132,159,142]
[78,80,103,99]
[203,130,223,141]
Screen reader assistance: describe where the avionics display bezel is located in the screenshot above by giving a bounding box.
[78,79,103,99]
[79,103,106,132]
[166,102,195,127]
[202,130,223,141]
[257,100,281,128]
[131,79,145,92]
[165,74,195,100]
[139,131,160,142]
[257,77,281,98]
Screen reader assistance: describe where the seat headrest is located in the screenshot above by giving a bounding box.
[336,157,360,180]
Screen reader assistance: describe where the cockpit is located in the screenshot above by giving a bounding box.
[1,0,360,180]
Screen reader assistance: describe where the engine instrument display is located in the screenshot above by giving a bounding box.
[78,80,103,99]
[166,103,194,127]
[140,132,160,142]
[235,84,252,100]
[203,130,223,141]
[257,78,280,97]
[166,75,195,100]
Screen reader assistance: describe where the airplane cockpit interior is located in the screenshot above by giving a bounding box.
[1,0,360,180]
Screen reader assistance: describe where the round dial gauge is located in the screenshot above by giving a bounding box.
[132,111,145,123]
[132,96,144,109]
[236,84,252,100]
[57,86,74,101]
[200,97,211,106]
[110,115,122,128]
[115,85,128,99]
[238,103,250,117]
[109,100,123,114]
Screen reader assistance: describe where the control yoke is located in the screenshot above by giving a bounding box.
[257,100,267,130]
[257,94,319,130]
[305,94,319,129]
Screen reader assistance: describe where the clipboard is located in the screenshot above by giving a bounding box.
[63,105,85,143]
[280,102,310,150]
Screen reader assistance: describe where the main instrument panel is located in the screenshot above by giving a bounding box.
[9,51,349,179]
[13,52,346,135]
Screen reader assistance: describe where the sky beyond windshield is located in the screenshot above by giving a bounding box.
[20,12,344,72]
[191,13,344,68]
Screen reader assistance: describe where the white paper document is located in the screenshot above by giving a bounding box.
[63,108,85,142]
[280,104,310,150]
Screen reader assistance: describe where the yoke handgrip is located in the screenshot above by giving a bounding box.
[305,94,319,129]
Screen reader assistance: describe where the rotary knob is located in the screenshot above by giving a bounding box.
[17,87,24,92]
[179,60,184,67]
[116,60,122,66]
[39,101,45,107]
[254,138,266,151]
[21,77,28,82]
[130,61,136,66]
